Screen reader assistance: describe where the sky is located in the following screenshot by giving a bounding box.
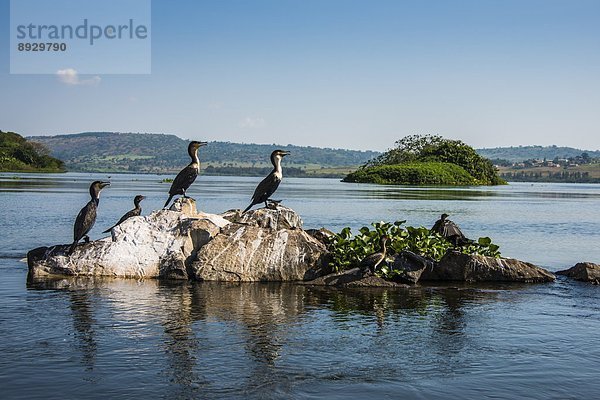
[1,0,599,151]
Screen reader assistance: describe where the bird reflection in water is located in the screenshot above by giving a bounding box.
[68,290,97,372]
[157,281,206,398]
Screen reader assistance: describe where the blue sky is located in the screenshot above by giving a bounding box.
[1,0,599,151]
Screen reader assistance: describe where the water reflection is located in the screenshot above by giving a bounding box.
[69,290,97,371]
[26,277,525,396]
[156,281,204,398]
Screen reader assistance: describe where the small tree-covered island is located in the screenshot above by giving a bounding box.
[343,134,506,185]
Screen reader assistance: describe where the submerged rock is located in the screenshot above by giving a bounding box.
[420,251,555,283]
[302,267,406,287]
[302,267,365,286]
[193,206,328,282]
[556,262,600,284]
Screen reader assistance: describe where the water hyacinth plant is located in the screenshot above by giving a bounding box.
[327,221,501,278]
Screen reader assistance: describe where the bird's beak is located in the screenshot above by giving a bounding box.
[101,182,111,189]
[198,141,208,147]
[140,195,146,200]
[282,151,291,156]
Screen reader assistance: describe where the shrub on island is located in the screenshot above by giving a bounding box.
[342,162,479,185]
[343,134,506,186]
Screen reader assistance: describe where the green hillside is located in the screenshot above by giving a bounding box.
[29,132,380,176]
[0,130,65,172]
[477,145,600,162]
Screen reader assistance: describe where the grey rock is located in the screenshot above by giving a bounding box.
[556,262,600,284]
[193,220,327,282]
[305,228,335,246]
[220,209,242,223]
[27,198,229,279]
[391,250,435,284]
[420,251,555,283]
[235,205,303,230]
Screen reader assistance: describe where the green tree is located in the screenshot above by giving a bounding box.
[351,134,505,186]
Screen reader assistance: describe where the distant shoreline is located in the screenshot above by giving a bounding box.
[3,169,600,185]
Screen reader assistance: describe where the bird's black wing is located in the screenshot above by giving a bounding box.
[168,164,199,196]
[251,173,281,204]
[360,252,385,270]
[431,219,444,235]
[103,208,141,233]
[443,220,466,240]
[74,201,97,242]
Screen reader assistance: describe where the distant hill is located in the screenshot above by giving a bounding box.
[476,145,600,162]
[0,130,65,172]
[28,132,380,175]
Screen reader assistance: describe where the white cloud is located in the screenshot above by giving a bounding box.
[238,116,266,128]
[56,69,101,86]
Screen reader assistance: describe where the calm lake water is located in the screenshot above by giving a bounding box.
[1,173,599,399]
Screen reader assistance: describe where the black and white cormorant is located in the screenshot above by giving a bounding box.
[163,141,208,208]
[103,195,146,233]
[243,149,290,213]
[431,213,472,246]
[69,180,110,255]
[360,235,389,275]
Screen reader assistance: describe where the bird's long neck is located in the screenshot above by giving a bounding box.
[90,188,100,205]
[134,200,142,209]
[271,155,282,177]
[189,146,199,166]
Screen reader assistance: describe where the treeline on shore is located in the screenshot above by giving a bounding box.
[28,131,378,174]
[501,170,600,183]
[0,131,65,172]
[203,165,344,178]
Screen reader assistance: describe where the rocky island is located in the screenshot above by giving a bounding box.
[28,198,328,281]
[29,198,595,287]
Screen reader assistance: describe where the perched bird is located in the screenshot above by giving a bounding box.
[431,213,472,246]
[243,149,290,213]
[103,195,145,233]
[360,235,389,275]
[69,181,110,255]
[163,141,208,208]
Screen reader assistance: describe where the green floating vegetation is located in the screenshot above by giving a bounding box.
[344,134,506,186]
[161,178,174,183]
[328,221,501,279]
[343,162,479,185]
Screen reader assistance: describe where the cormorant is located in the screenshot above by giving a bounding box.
[431,213,472,246]
[163,141,208,208]
[102,195,146,233]
[360,235,389,275]
[69,181,110,255]
[243,149,290,213]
